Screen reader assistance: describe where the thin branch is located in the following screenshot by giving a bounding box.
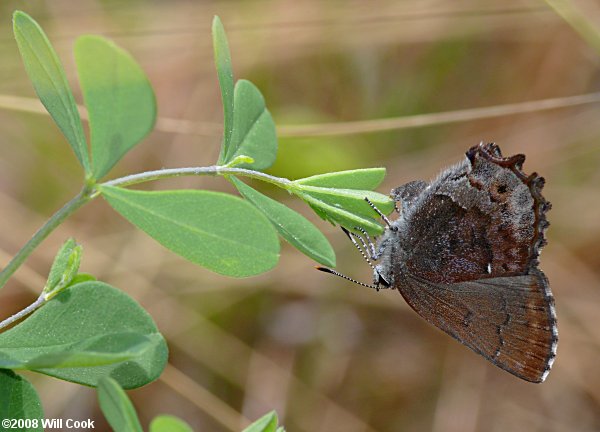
[3,92,600,138]
[0,291,46,330]
[101,166,292,189]
[277,92,600,137]
[0,188,91,291]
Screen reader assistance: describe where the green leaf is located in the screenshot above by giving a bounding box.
[0,282,168,389]
[224,80,277,170]
[224,155,255,168]
[212,16,235,165]
[66,273,96,286]
[150,415,193,432]
[304,197,382,235]
[97,377,143,432]
[43,238,82,299]
[75,35,156,179]
[44,238,77,291]
[0,332,158,369]
[231,177,335,267]
[298,187,394,219]
[243,411,279,432]
[100,186,280,277]
[294,186,394,235]
[12,11,90,174]
[0,370,43,431]
[295,168,387,190]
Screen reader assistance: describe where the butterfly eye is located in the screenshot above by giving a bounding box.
[377,273,391,287]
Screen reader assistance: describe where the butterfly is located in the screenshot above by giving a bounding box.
[318,143,557,383]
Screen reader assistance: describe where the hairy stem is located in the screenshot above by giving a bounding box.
[0,291,46,330]
[0,187,92,291]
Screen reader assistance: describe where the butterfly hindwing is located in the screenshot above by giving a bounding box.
[398,268,557,383]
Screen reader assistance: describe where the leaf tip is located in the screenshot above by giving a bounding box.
[212,15,223,28]
[12,10,27,22]
[322,254,336,268]
[74,34,94,49]
[12,10,30,33]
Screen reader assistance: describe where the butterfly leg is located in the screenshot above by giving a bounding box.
[315,226,391,291]
[341,227,377,271]
[347,227,392,287]
[353,226,380,260]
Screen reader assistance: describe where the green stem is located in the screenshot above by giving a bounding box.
[0,187,91,291]
[100,165,292,190]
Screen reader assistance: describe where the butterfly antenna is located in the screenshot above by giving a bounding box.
[364,197,393,229]
[315,266,386,291]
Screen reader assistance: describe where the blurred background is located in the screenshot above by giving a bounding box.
[1,1,600,431]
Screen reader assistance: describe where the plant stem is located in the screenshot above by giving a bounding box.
[0,188,91,291]
[0,291,46,330]
[100,165,292,189]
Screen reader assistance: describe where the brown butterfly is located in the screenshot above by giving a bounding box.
[319,143,557,383]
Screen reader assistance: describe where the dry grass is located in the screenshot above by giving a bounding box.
[1,0,600,431]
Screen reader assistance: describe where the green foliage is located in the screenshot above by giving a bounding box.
[213,16,235,163]
[75,35,156,179]
[291,168,393,234]
[0,333,155,369]
[224,79,277,170]
[43,238,82,299]
[12,11,90,174]
[66,273,97,286]
[98,378,194,432]
[0,282,168,388]
[100,186,280,277]
[150,415,194,432]
[0,370,43,431]
[212,14,276,170]
[294,168,387,190]
[97,377,143,432]
[292,182,394,235]
[12,11,156,181]
[231,177,335,266]
[226,155,256,167]
[243,411,285,432]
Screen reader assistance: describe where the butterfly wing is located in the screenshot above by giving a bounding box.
[385,144,557,382]
[398,268,557,382]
